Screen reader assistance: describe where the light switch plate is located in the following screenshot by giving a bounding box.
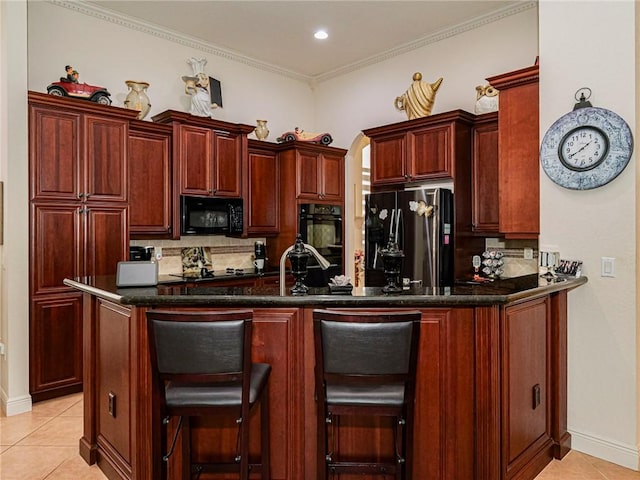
[601,257,615,277]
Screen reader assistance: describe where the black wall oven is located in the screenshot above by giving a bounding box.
[298,204,343,284]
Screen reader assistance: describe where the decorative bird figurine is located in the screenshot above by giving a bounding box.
[474,84,499,114]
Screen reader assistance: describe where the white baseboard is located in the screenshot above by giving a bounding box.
[0,387,32,416]
[570,428,639,471]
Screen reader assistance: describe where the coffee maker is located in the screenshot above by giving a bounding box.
[254,241,266,273]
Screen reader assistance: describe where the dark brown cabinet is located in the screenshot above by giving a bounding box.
[471,112,499,234]
[28,91,137,401]
[487,65,539,239]
[364,110,476,187]
[128,121,174,239]
[295,148,344,201]
[269,141,347,270]
[247,139,280,236]
[502,297,551,478]
[152,110,254,200]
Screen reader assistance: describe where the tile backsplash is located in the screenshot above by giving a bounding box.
[130,236,266,275]
[482,238,538,278]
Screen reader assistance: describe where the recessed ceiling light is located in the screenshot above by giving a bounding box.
[314,30,328,40]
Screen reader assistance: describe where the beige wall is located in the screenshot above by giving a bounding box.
[0,0,30,415]
[539,1,637,469]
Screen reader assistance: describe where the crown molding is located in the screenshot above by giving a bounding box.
[50,0,536,86]
[50,0,313,83]
[314,1,537,83]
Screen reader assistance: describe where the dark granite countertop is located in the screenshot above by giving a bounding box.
[64,274,587,308]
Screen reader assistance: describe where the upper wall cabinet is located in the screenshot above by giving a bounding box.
[247,139,280,236]
[294,146,345,202]
[152,110,254,199]
[363,110,476,188]
[487,65,539,239]
[29,93,136,203]
[128,120,174,239]
[471,112,499,234]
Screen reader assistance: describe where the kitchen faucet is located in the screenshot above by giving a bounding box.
[279,241,331,296]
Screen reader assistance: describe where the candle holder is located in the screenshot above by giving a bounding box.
[288,235,311,295]
[381,241,404,293]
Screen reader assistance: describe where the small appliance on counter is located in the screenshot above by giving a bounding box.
[129,246,154,261]
[254,241,266,273]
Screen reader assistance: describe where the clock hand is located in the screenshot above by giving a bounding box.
[568,140,593,159]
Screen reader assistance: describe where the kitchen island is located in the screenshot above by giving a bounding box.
[64,274,586,480]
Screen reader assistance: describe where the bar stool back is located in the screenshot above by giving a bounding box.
[313,309,421,480]
[147,309,271,480]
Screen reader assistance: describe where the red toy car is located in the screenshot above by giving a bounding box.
[47,80,112,105]
[277,128,333,145]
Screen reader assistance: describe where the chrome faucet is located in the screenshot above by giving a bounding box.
[279,242,331,296]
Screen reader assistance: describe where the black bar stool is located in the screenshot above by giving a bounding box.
[313,309,421,480]
[147,309,271,480]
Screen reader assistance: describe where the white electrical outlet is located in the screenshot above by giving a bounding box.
[0,342,5,356]
[154,247,163,261]
[524,248,533,260]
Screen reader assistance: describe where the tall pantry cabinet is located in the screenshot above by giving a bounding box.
[28,92,138,401]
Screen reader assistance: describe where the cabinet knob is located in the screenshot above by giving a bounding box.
[85,193,91,199]
[77,193,84,199]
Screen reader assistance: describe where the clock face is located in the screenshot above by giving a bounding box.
[559,125,609,171]
[540,106,633,190]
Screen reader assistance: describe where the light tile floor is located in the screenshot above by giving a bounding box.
[1,392,639,479]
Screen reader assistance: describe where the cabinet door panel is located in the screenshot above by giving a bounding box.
[472,118,499,233]
[31,203,81,295]
[30,107,81,201]
[248,150,279,234]
[413,308,476,480]
[30,293,83,397]
[84,206,128,277]
[85,115,128,202]
[252,309,299,480]
[180,126,213,195]
[296,151,320,198]
[129,131,172,237]
[213,132,242,197]
[503,299,550,467]
[410,125,451,179]
[320,154,344,200]
[97,300,132,467]
[370,133,406,186]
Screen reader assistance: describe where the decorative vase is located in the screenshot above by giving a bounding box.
[254,119,269,141]
[124,80,151,120]
[380,241,404,293]
[288,235,310,295]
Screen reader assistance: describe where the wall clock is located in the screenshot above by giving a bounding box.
[540,88,633,190]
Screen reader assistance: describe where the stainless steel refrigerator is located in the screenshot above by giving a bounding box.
[364,188,454,288]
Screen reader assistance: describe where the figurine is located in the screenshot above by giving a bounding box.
[474,84,499,114]
[182,57,219,117]
[394,72,443,120]
[47,65,111,105]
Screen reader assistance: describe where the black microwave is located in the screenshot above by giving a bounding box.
[180,195,244,235]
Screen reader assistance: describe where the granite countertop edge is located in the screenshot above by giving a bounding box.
[64,275,587,308]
